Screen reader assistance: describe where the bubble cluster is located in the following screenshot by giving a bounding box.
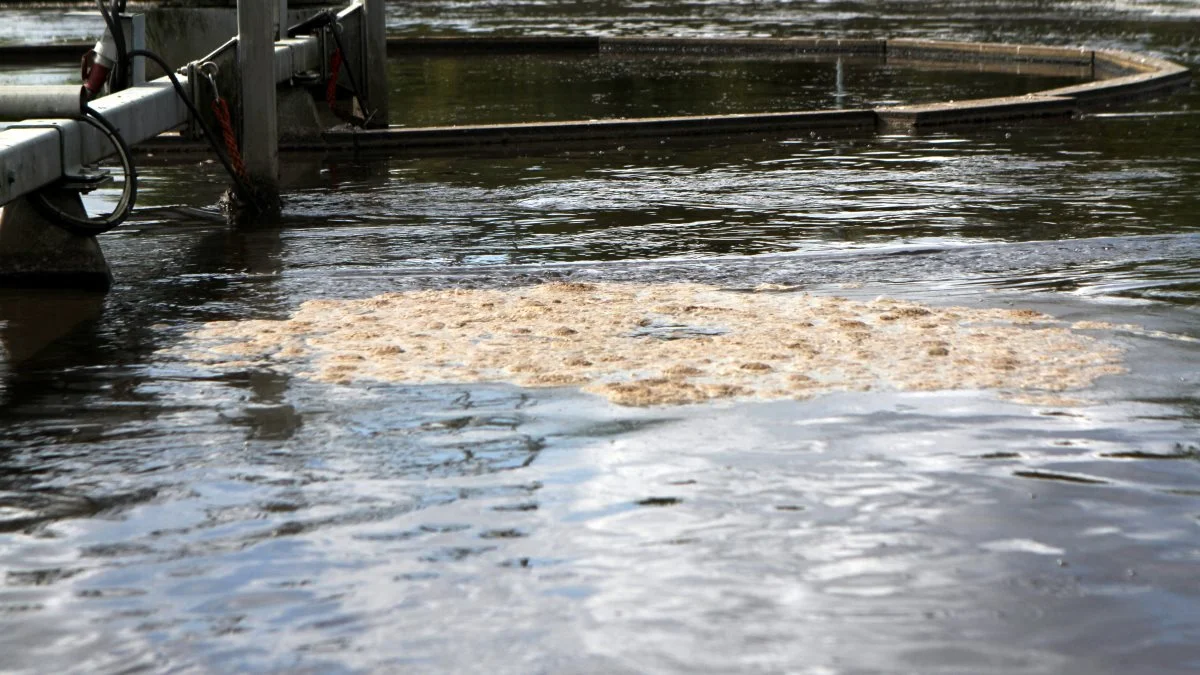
[169,282,1126,406]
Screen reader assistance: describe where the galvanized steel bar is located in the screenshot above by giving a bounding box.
[0,32,322,207]
[0,86,86,120]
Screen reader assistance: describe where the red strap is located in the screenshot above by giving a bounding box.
[211,97,249,182]
[326,49,343,110]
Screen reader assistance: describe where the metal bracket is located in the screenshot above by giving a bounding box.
[199,61,221,101]
[186,61,201,139]
[184,61,223,140]
[0,120,108,191]
[319,25,331,82]
[120,14,147,87]
[282,41,298,86]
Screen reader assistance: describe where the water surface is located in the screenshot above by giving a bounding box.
[387,52,1087,126]
[2,2,1200,673]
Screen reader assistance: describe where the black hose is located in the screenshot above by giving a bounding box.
[125,48,261,211]
[327,24,370,120]
[31,0,132,235]
[36,48,268,235]
[29,105,137,237]
[286,9,372,123]
[111,0,128,90]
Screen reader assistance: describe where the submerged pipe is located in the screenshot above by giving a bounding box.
[0,86,85,120]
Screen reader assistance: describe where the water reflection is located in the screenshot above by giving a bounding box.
[0,10,97,44]
[387,52,1088,126]
[0,62,74,86]
[0,291,104,366]
[1,1,1200,673]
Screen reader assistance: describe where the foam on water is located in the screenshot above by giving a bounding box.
[169,281,1125,406]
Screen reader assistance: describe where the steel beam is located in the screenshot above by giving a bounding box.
[0,80,184,207]
[0,33,322,208]
[273,37,323,84]
[0,87,87,121]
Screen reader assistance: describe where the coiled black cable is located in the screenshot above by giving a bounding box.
[31,0,133,235]
[36,0,273,234]
[34,48,267,235]
[28,105,137,237]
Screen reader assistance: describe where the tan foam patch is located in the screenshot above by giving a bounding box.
[166,282,1126,406]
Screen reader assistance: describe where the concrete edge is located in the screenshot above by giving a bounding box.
[14,36,1185,147]
[886,38,1095,66]
[876,95,1078,128]
[316,110,879,151]
[885,56,1094,79]
[1093,48,1174,75]
[368,38,1191,126]
[386,36,600,54]
[599,37,887,54]
[1039,67,1192,107]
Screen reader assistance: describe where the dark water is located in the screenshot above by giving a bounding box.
[1,55,1086,124]
[0,62,74,86]
[388,53,1088,126]
[3,2,1200,674]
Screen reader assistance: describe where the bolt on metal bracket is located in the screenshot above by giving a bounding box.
[0,120,110,192]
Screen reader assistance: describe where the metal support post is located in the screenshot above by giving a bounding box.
[121,14,147,86]
[236,0,282,223]
[362,0,389,127]
[277,0,288,40]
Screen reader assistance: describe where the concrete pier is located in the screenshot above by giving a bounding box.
[0,1,353,287]
[0,195,112,290]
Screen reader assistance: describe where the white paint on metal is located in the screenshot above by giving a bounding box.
[0,87,85,120]
[0,32,323,207]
